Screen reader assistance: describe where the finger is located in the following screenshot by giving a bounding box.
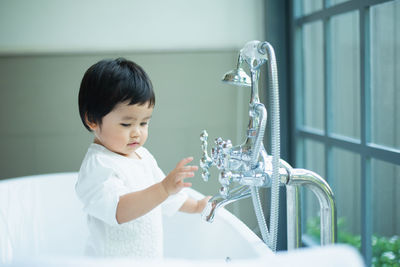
[176,180,192,188]
[199,196,211,203]
[173,173,191,183]
[182,182,192,187]
[178,172,195,179]
[204,196,212,201]
[176,157,194,168]
[182,165,198,172]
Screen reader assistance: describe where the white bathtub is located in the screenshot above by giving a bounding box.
[0,172,364,267]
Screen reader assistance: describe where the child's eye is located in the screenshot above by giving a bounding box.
[120,123,131,127]
[140,122,148,126]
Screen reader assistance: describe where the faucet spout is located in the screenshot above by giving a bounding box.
[201,185,252,222]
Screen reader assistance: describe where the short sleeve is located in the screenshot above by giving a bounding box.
[75,155,129,226]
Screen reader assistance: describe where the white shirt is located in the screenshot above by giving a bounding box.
[75,144,187,258]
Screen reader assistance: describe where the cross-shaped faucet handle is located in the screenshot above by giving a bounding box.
[200,130,213,181]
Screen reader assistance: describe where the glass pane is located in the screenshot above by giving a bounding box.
[302,0,323,16]
[331,11,360,139]
[302,21,324,131]
[304,139,326,176]
[371,0,400,150]
[297,138,326,243]
[332,147,361,250]
[372,159,400,266]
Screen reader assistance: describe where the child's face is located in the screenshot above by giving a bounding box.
[89,101,153,158]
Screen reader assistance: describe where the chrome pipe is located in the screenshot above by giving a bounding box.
[287,169,337,246]
[286,185,302,250]
[279,159,301,250]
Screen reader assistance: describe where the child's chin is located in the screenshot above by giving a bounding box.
[127,143,140,150]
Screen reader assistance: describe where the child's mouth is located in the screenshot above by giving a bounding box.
[128,142,139,147]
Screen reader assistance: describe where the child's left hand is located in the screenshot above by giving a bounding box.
[179,196,212,214]
[196,196,212,213]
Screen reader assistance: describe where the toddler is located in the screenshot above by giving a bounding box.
[76,58,210,258]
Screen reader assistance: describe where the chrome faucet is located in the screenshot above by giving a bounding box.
[200,40,337,252]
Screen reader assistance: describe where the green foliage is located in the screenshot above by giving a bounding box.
[306,216,400,267]
[371,235,400,267]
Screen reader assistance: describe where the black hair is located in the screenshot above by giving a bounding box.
[78,58,155,132]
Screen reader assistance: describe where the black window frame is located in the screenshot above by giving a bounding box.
[265,0,400,266]
[284,0,400,265]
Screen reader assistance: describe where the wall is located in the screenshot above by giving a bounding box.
[0,0,265,54]
[0,0,266,232]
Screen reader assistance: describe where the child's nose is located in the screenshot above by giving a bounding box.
[130,127,140,138]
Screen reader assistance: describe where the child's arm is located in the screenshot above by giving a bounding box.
[179,196,212,213]
[116,157,197,224]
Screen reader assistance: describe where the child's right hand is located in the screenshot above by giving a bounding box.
[161,157,198,196]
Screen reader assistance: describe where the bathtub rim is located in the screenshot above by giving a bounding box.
[0,172,272,259]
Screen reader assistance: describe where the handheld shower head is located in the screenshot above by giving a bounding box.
[221,68,251,87]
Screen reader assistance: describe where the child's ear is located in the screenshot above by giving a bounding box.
[85,114,98,131]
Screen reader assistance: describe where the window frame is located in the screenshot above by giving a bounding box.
[289,0,400,265]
